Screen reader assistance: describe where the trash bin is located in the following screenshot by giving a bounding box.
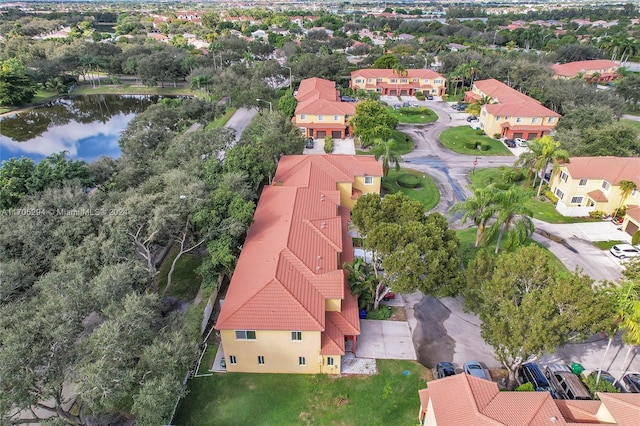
[570,362,584,375]
[359,309,367,319]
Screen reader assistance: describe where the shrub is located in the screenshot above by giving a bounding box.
[324,136,334,153]
[583,373,620,397]
[396,174,421,188]
[496,182,512,190]
[400,107,430,115]
[632,230,640,245]
[366,307,391,320]
[464,141,478,149]
[589,210,606,219]
[475,130,485,136]
[415,92,426,100]
[502,167,524,183]
[493,133,501,139]
[479,141,490,151]
[545,190,559,204]
[515,382,535,392]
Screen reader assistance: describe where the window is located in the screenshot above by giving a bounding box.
[548,117,555,123]
[367,78,373,83]
[364,176,374,185]
[423,79,430,84]
[300,114,306,120]
[602,180,611,191]
[318,115,325,121]
[390,78,397,83]
[333,115,339,121]
[400,78,407,83]
[632,189,638,198]
[516,117,523,123]
[327,357,334,366]
[298,357,306,366]
[570,196,583,204]
[412,78,419,82]
[435,79,442,84]
[560,172,568,182]
[258,356,265,365]
[291,331,302,341]
[505,116,510,120]
[532,117,539,123]
[496,116,501,121]
[555,188,564,200]
[229,355,237,364]
[235,330,256,340]
[579,178,588,186]
[356,79,363,84]
[376,77,382,82]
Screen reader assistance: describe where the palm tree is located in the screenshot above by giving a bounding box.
[449,185,500,247]
[613,180,637,220]
[487,186,535,254]
[393,64,408,96]
[370,138,402,177]
[517,136,569,197]
[344,257,376,310]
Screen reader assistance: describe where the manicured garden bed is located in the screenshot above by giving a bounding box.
[383,168,440,210]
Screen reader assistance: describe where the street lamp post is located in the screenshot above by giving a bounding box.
[256,98,272,112]
[472,157,478,174]
[283,65,292,90]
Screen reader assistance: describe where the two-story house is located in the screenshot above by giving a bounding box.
[550,157,640,235]
[551,59,619,83]
[350,69,447,97]
[465,79,561,140]
[292,77,355,140]
[215,155,383,374]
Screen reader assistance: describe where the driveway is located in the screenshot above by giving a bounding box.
[303,137,355,155]
[225,107,258,141]
[357,319,417,360]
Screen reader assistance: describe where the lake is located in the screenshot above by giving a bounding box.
[0,94,159,164]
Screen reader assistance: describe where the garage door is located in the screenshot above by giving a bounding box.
[625,221,639,236]
[331,131,341,139]
[316,131,326,138]
[400,89,409,96]
[513,132,523,139]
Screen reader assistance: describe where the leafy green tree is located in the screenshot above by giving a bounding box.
[277,88,297,118]
[449,185,499,248]
[0,157,35,208]
[614,180,637,219]
[350,100,398,148]
[0,58,36,106]
[486,186,534,254]
[351,192,424,238]
[615,73,640,107]
[475,246,612,389]
[344,257,377,310]
[370,138,402,176]
[373,53,400,69]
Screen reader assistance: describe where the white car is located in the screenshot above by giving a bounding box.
[610,244,640,259]
[515,138,528,147]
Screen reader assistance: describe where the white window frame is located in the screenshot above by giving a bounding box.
[496,116,501,121]
[291,331,302,341]
[364,176,374,185]
[258,356,265,365]
[548,117,555,123]
[298,356,306,366]
[423,79,430,84]
[367,78,373,83]
[400,78,407,83]
[318,115,324,121]
[235,330,256,340]
[356,79,363,84]
[578,178,588,186]
[333,115,339,121]
[229,355,237,364]
[327,357,334,366]
[560,171,568,182]
[532,117,539,123]
[435,79,442,84]
[516,117,523,123]
[632,188,638,198]
[555,188,564,200]
[602,180,611,191]
[390,78,397,83]
[570,196,583,204]
[300,114,306,120]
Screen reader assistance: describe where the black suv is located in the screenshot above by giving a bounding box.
[518,363,555,396]
[305,138,314,149]
[504,139,516,148]
[436,362,456,379]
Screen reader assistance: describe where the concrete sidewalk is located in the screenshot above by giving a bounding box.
[357,319,417,360]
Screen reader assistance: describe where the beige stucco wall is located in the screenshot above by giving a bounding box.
[325,298,341,312]
[295,113,347,125]
[480,108,558,138]
[220,329,323,374]
[350,76,446,94]
[320,355,341,374]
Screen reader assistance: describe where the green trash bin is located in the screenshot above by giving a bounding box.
[570,362,584,375]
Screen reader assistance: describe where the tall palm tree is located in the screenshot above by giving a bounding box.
[370,138,402,177]
[487,186,535,254]
[517,136,569,197]
[449,185,500,247]
[613,180,637,219]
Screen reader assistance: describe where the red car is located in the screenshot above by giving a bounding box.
[383,291,395,301]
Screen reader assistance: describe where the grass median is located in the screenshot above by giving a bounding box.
[383,168,440,211]
[439,126,512,156]
[386,105,438,124]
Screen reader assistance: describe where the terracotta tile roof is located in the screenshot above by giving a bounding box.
[473,79,560,118]
[551,60,618,77]
[217,155,381,351]
[627,205,640,222]
[596,393,640,425]
[587,189,608,203]
[295,77,355,116]
[351,68,445,80]
[501,124,553,132]
[554,399,602,423]
[563,157,640,187]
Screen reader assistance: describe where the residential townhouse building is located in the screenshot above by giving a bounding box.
[464,79,561,140]
[350,69,447,97]
[418,374,639,426]
[551,59,619,83]
[215,155,383,374]
[550,156,640,236]
[292,77,355,140]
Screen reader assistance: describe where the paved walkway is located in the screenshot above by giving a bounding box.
[357,319,417,360]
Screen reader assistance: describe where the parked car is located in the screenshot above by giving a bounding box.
[463,361,491,381]
[453,104,468,111]
[545,364,591,400]
[518,363,554,396]
[393,104,401,110]
[623,373,640,393]
[402,101,411,107]
[382,290,395,301]
[610,244,640,259]
[305,138,314,149]
[436,362,456,379]
[588,370,624,392]
[426,94,434,100]
[466,115,479,122]
[504,139,516,148]
[515,138,528,147]
[340,95,357,103]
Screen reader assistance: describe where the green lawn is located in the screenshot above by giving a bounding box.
[383,168,440,210]
[439,126,512,156]
[174,359,430,426]
[71,83,194,96]
[157,246,204,301]
[468,168,599,224]
[196,344,218,375]
[0,89,58,114]
[206,107,237,129]
[386,106,438,124]
[621,118,640,132]
[593,240,624,250]
[356,129,414,156]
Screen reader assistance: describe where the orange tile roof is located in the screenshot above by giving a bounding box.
[627,205,640,222]
[351,68,445,80]
[551,60,618,77]
[563,157,640,187]
[596,393,640,425]
[473,79,560,118]
[295,77,356,116]
[587,189,608,203]
[216,156,381,348]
